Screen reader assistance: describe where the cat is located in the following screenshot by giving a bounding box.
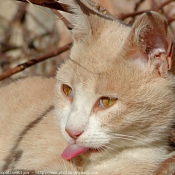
[0,0,175,174]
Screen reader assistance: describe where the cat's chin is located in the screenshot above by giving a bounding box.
[80,148,100,159]
[85,148,99,154]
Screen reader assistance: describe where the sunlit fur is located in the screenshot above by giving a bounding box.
[0,1,175,175]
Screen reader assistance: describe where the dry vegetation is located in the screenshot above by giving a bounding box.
[0,0,175,80]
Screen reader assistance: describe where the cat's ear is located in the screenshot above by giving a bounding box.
[71,0,115,42]
[123,11,173,76]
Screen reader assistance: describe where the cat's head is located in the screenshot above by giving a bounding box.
[54,0,175,160]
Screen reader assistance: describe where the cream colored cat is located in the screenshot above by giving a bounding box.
[0,0,175,174]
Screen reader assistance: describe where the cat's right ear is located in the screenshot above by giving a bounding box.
[71,0,115,42]
[123,11,173,76]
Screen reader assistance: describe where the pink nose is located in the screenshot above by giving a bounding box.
[65,128,83,139]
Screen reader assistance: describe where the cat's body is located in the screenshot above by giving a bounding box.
[0,77,171,175]
[0,0,175,174]
[0,77,77,172]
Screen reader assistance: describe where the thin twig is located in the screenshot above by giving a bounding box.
[151,0,159,11]
[118,10,147,20]
[0,43,72,81]
[118,0,174,20]
[12,3,27,22]
[167,15,175,24]
[130,0,146,23]
[1,3,27,44]
[134,0,146,11]
[52,9,73,30]
[16,0,72,13]
[155,0,174,11]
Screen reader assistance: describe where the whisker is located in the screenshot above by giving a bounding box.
[99,145,114,156]
[26,0,63,20]
[109,135,153,148]
[111,133,138,139]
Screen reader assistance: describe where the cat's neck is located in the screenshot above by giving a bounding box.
[72,141,169,171]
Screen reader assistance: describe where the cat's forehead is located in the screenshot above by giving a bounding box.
[57,22,138,86]
[70,22,130,74]
[58,51,144,92]
[57,18,146,92]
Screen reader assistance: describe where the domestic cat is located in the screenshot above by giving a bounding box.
[0,0,175,174]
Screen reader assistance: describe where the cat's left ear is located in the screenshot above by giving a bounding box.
[71,0,116,42]
[123,11,173,76]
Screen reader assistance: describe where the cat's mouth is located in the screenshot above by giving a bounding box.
[61,144,99,160]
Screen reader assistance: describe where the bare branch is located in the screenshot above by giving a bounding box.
[134,0,146,11]
[155,0,174,11]
[15,0,72,13]
[118,10,147,20]
[167,15,175,24]
[2,3,27,44]
[0,43,72,81]
[118,0,174,20]
[52,9,73,30]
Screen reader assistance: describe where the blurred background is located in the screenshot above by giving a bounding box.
[0,0,175,80]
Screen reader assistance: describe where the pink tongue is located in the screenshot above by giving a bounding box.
[61,144,88,160]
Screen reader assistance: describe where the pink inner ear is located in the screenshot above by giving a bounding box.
[167,42,173,70]
[147,46,173,76]
[125,11,173,73]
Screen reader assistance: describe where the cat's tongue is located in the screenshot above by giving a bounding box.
[61,144,88,160]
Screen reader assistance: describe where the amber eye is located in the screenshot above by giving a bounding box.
[62,84,73,97]
[99,97,117,108]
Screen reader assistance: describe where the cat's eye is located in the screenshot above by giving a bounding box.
[62,84,73,98]
[99,97,118,108]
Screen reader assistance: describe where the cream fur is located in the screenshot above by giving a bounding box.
[0,1,175,175]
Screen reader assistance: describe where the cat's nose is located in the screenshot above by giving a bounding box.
[65,128,83,139]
